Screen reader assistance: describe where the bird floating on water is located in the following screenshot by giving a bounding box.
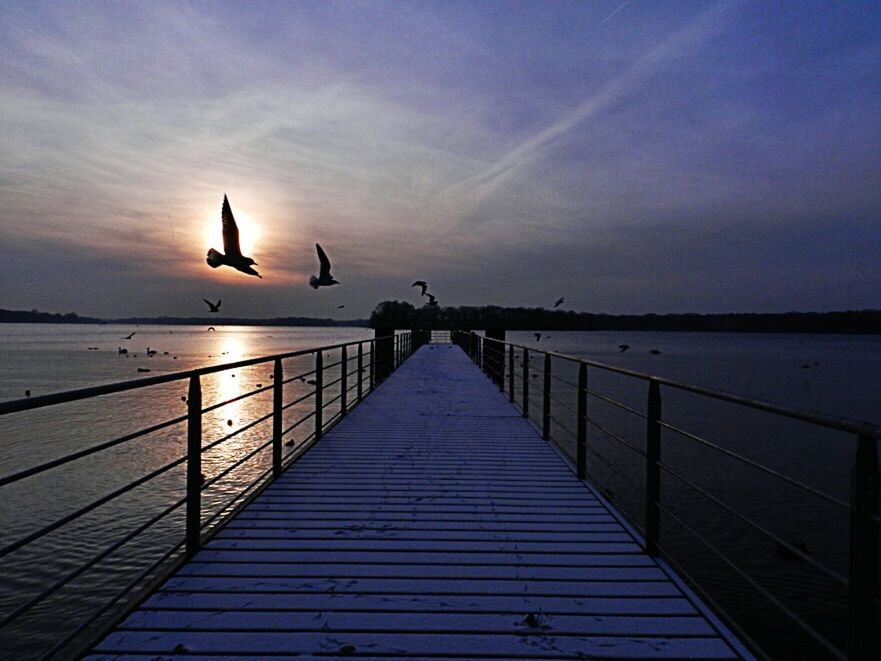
[203,299,221,313]
[338,304,346,309]
[206,195,261,278]
[649,349,662,355]
[122,332,136,340]
[618,344,630,353]
[553,297,564,308]
[309,243,339,289]
[412,280,428,296]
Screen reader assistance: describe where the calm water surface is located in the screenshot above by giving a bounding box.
[1,325,879,658]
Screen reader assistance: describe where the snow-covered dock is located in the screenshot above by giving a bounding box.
[87,344,750,659]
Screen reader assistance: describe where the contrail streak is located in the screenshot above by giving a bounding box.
[601,0,634,26]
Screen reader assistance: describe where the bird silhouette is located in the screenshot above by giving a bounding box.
[618,344,630,353]
[649,349,662,355]
[553,297,564,308]
[207,326,216,332]
[206,195,261,278]
[534,333,542,341]
[309,243,339,289]
[203,298,221,313]
[426,293,438,306]
[412,280,429,296]
[122,332,136,340]
[337,305,346,309]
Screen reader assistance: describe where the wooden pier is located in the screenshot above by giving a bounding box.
[87,344,751,659]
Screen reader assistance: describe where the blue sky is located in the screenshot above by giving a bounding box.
[1,0,879,318]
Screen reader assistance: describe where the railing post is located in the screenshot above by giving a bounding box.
[357,342,363,402]
[340,346,348,417]
[272,358,283,478]
[369,340,375,391]
[522,348,529,418]
[315,351,323,441]
[848,427,879,659]
[577,363,587,480]
[645,379,661,556]
[508,344,514,402]
[542,354,551,440]
[186,375,202,558]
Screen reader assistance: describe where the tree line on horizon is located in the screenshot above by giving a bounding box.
[4,305,881,334]
[368,300,881,334]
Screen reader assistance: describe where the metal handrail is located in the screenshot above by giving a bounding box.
[455,330,880,660]
[476,334,881,439]
[0,332,413,658]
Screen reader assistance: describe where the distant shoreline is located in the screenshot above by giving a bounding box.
[4,307,881,334]
[0,309,368,327]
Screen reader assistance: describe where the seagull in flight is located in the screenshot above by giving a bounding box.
[206,195,261,278]
[203,299,221,313]
[412,281,429,296]
[553,297,564,308]
[618,344,630,353]
[121,332,136,340]
[426,293,438,306]
[337,305,346,309]
[534,333,542,342]
[309,243,340,289]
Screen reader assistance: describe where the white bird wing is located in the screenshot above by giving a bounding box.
[316,243,332,277]
[221,195,243,257]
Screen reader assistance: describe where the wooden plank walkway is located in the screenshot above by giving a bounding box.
[87,344,750,659]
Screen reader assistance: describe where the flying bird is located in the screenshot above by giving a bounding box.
[412,280,429,296]
[426,293,438,306]
[309,243,339,289]
[553,297,564,308]
[206,195,261,278]
[534,333,542,341]
[203,299,221,313]
[207,326,216,332]
[618,344,630,353]
[337,305,346,309]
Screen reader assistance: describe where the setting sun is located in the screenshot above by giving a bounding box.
[202,201,262,260]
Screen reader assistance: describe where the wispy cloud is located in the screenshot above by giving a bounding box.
[436,1,738,227]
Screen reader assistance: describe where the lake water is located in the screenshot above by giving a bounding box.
[1,324,879,659]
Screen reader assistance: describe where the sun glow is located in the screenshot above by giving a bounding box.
[202,205,262,260]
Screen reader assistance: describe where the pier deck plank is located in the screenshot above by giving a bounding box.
[88,344,748,659]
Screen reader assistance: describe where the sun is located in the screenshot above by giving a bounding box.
[202,204,262,259]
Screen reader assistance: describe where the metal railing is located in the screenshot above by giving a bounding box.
[454,330,880,660]
[0,332,416,659]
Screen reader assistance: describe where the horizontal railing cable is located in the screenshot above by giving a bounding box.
[0,454,187,560]
[201,383,273,415]
[658,459,848,586]
[0,413,187,488]
[200,410,274,455]
[281,411,314,437]
[0,494,187,630]
[583,443,646,498]
[585,389,646,420]
[201,438,274,491]
[40,536,188,661]
[282,368,316,386]
[658,419,848,510]
[585,415,646,458]
[280,389,315,412]
[655,504,846,660]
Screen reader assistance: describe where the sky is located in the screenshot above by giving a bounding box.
[0,0,879,319]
